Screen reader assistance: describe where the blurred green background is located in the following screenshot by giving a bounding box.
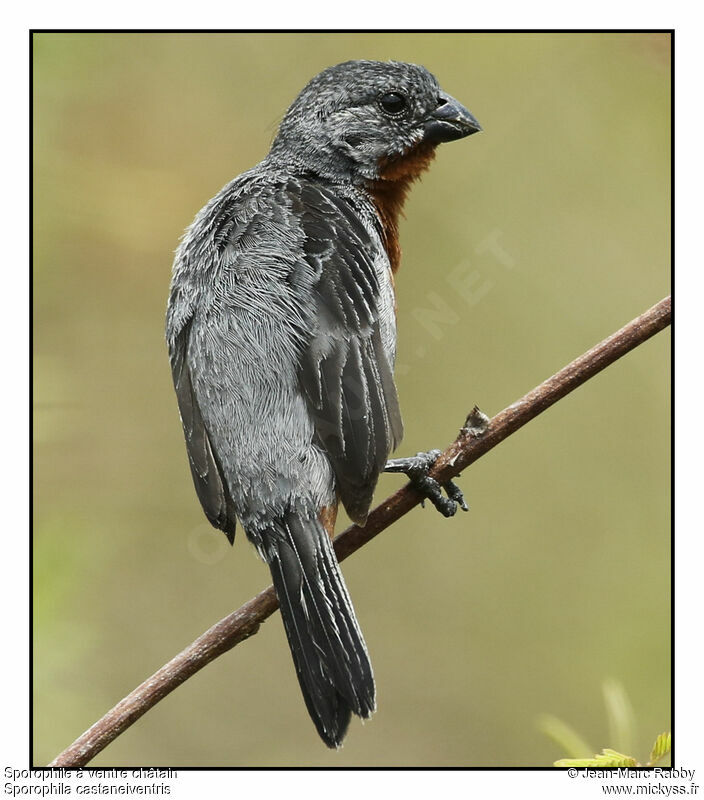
[33,32,670,767]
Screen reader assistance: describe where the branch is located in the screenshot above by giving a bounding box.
[49,295,671,767]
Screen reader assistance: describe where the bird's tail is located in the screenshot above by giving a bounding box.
[255,509,375,748]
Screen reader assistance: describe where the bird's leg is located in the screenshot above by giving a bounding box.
[384,449,468,518]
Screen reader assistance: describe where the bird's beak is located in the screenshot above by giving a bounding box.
[423,92,482,143]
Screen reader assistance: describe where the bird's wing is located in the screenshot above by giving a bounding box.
[167,317,239,542]
[289,178,404,524]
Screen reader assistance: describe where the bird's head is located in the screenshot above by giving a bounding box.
[269,60,481,184]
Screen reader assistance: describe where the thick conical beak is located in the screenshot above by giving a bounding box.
[423,92,482,143]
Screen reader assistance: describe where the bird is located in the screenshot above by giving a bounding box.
[166,59,481,749]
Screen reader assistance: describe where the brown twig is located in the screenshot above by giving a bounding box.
[48,295,671,767]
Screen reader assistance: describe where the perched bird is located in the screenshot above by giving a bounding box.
[166,60,480,748]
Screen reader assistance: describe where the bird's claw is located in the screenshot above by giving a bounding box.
[444,479,468,512]
[384,450,468,517]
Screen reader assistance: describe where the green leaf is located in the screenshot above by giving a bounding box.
[600,749,638,767]
[554,749,638,768]
[555,758,602,768]
[649,732,671,765]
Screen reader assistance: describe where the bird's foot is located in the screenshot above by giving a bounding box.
[384,449,468,518]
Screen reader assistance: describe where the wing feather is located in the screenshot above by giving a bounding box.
[291,179,403,523]
[169,320,238,542]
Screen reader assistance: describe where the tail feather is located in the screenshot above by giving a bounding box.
[260,510,375,748]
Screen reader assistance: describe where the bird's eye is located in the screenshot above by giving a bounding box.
[378,91,408,116]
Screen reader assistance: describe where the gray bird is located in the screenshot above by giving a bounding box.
[166,59,480,748]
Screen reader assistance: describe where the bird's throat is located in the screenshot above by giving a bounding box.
[367,141,437,274]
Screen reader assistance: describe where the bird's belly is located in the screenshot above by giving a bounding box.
[187,306,335,526]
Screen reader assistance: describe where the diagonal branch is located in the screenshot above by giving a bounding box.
[48,295,671,767]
